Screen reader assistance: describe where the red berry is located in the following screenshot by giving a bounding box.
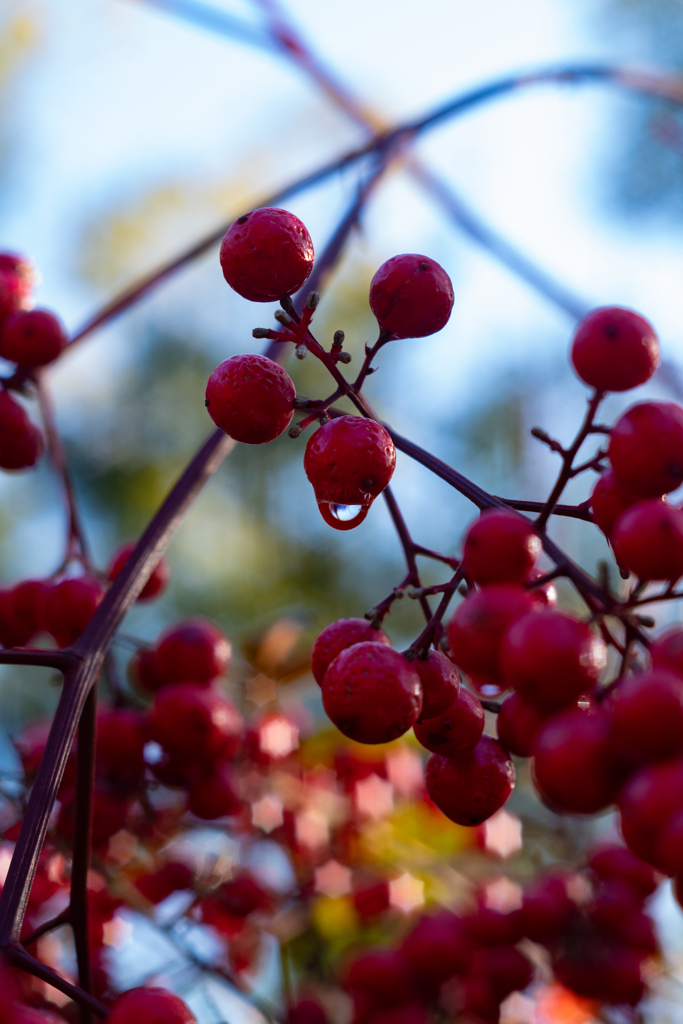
[470,945,534,999]
[462,510,540,586]
[0,392,43,471]
[0,257,32,328]
[219,207,314,302]
[0,309,67,367]
[128,647,164,693]
[287,1000,329,1024]
[216,872,271,917]
[11,579,50,638]
[413,649,460,719]
[155,617,231,685]
[464,903,523,947]
[446,584,534,680]
[609,669,683,762]
[400,911,472,985]
[519,874,576,943]
[0,587,35,648]
[609,400,683,496]
[570,306,659,392]
[134,861,194,904]
[109,987,196,1024]
[587,879,644,936]
[590,469,648,537]
[617,756,683,870]
[206,353,295,443]
[343,950,415,1005]
[322,642,422,744]
[352,877,391,920]
[107,541,170,600]
[496,692,546,757]
[501,610,606,714]
[612,500,683,580]
[311,617,391,686]
[369,254,453,339]
[460,975,502,1023]
[587,844,658,898]
[413,686,484,756]
[96,708,147,784]
[652,627,683,675]
[304,416,396,531]
[425,736,515,826]
[44,576,104,647]
[188,763,242,819]
[533,707,623,814]
[151,683,243,764]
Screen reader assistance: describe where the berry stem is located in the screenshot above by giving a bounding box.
[71,685,97,1020]
[4,946,108,1018]
[536,390,605,530]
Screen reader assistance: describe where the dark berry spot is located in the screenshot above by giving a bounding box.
[238,215,248,224]
[419,262,429,271]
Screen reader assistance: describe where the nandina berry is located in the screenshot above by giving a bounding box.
[321,642,422,743]
[570,306,659,392]
[343,950,416,1005]
[400,911,472,986]
[154,616,231,685]
[496,691,546,757]
[425,735,515,826]
[587,844,658,898]
[413,649,460,719]
[413,686,484,756]
[609,400,683,496]
[463,902,523,947]
[0,256,32,327]
[108,987,197,1024]
[501,610,606,713]
[134,861,194,904]
[462,509,540,585]
[206,353,295,443]
[96,708,147,784]
[304,416,396,530]
[654,809,683,874]
[587,879,644,936]
[612,500,683,580]
[590,468,649,537]
[287,1000,329,1024]
[150,683,243,763]
[446,584,534,680]
[128,646,164,693]
[0,309,67,367]
[11,579,50,639]
[44,575,104,647]
[609,669,683,762]
[311,617,391,685]
[617,756,683,869]
[533,707,624,814]
[652,627,683,675]
[369,254,453,339]
[519,874,576,943]
[219,207,314,302]
[0,392,43,470]
[352,877,391,920]
[216,872,272,917]
[188,763,242,819]
[106,541,170,600]
[469,945,534,999]
[0,588,35,648]
[460,975,502,1024]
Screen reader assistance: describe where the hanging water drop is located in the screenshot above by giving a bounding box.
[317,502,370,531]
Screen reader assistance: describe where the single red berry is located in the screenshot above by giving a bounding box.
[304,416,396,530]
[0,309,67,367]
[413,686,484,756]
[651,627,683,675]
[612,500,683,580]
[311,617,391,686]
[617,756,683,870]
[425,735,515,826]
[496,692,546,757]
[609,400,683,496]
[322,642,422,744]
[533,707,624,814]
[11,579,50,638]
[501,610,606,714]
[519,874,576,944]
[587,844,658,898]
[446,584,535,681]
[96,708,147,784]
[470,945,534,1000]
[400,910,472,986]
[188,763,242,819]
[220,207,314,302]
[413,649,460,720]
[150,683,243,763]
[609,669,683,762]
[287,1000,329,1024]
[0,588,35,648]
[216,872,272,917]
[155,616,231,685]
[587,879,644,936]
[591,469,649,537]
[570,306,659,392]
[44,576,104,647]
[460,975,502,1023]
[0,257,33,328]
[128,646,164,693]
[462,509,541,586]
[109,987,196,1024]
[352,877,391,920]
[369,254,453,339]
[134,861,194,904]
[206,353,295,443]
[343,950,415,1005]
[107,541,170,601]
[0,392,43,471]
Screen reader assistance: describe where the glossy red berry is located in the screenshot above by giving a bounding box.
[612,500,683,580]
[425,735,515,826]
[617,756,683,869]
[206,353,295,443]
[533,707,623,814]
[107,541,170,600]
[311,617,391,685]
[11,579,50,639]
[188,763,242,819]
[651,627,683,675]
[369,254,453,339]
[496,692,546,757]
[220,207,314,302]
[0,392,43,470]
[134,862,194,904]
[570,307,659,392]
[446,584,534,680]
[155,617,231,685]
[587,844,658,898]
[128,646,164,693]
[109,987,196,1024]
[609,401,683,496]
[0,588,35,648]
[413,686,484,756]
[400,910,472,985]
[413,649,460,719]
[304,416,396,530]
[462,509,540,585]
[150,683,243,763]
[96,708,147,784]
[590,469,648,537]
[44,576,104,647]
[322,642,422,744]
[519,874,576,943]
[0,309,67,367]
[610,669,683,761]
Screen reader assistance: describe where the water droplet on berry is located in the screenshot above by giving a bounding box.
[317,502,369,531]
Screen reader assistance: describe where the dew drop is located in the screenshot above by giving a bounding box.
[317,501,370,531]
